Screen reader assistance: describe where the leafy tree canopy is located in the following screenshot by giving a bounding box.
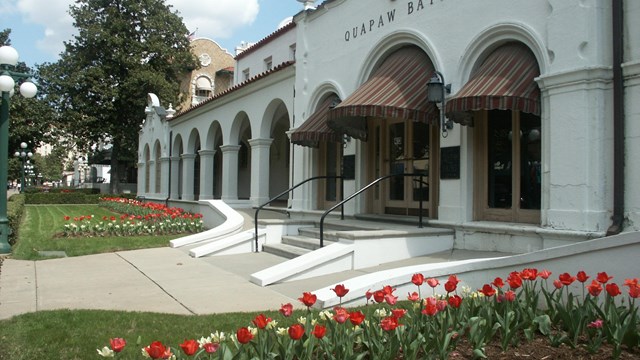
[37,0,198,191]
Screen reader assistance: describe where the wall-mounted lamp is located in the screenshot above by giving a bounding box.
[427,71,453,137]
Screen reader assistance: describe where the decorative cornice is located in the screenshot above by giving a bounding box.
[234,22,297,61]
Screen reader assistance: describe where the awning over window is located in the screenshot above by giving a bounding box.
[196,76,212,90]
[290,95,342,148]
[327,46,437,141]
[445,43,540,122]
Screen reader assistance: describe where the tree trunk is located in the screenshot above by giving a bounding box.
[109,142,121,194]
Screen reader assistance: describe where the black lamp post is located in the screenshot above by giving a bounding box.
[0,45,38,254]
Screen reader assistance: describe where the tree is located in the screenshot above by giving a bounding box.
[37,0,198,193]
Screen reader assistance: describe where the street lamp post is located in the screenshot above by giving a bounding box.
[14,142,33,193]
[0,45,38,254]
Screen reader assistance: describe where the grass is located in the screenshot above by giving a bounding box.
[11,204,182,260]
[0,308,303,360]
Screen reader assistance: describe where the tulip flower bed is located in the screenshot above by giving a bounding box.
[61,197,204,237]
[96,269,639,359]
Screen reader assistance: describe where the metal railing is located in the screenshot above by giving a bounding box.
[319,173,426,247]
[254,175,344,252]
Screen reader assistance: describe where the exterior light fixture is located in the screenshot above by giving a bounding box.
[427,71,453,137]
[14,142,33,193]
[0,45,38,253]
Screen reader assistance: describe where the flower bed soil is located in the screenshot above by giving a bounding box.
[450,336,639,359]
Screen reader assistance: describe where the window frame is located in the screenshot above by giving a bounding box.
[473,110,540,224]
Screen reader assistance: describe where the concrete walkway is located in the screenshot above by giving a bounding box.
[0,247,299,320]
[0,245,507,320]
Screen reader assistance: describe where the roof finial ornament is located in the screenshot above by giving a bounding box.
[297,0,316,10]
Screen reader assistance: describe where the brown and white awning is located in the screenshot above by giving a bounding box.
[445,43,541,123]
[290,95,342,148]
[327,46,438,141]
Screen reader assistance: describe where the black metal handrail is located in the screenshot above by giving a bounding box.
[254,175,344,252]
[319,173,426,247]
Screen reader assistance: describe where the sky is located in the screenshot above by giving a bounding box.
[1,0,306,68]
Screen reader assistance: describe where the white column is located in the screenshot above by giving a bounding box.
[148,160,156,197]
[170,156,180,200]
[220,145,241,201]
[199,149,215,200]
[249,138,273,207]
[181,153,196,201]
[159,156,170,198]
[137,162,146,196]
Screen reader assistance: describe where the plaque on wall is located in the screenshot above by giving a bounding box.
[440,146,460,179]
[342,155,355,180]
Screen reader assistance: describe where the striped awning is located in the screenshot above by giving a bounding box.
[445,43,540,122]
[327,46,437,141]
[290,95,342,148]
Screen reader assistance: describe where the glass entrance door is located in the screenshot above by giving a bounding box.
[380,119,432,216]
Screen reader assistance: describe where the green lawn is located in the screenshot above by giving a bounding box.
[0,309,299,360]
[11,204,182,260]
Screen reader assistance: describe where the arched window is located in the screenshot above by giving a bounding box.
[194,76,212,103]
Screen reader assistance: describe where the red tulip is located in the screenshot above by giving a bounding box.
[279,303,293,317]
[236,327,253,344]
[411,273,425,286]
[144,341,170,359]
[334,307,349,324]
[507,272,523,289]
[587,280,603,297]
[382,285,396,295]
[373,290,385,303]
[606,283,621,297]
[331,284,350,298]
[587,319,604,329]
[391,308,407,319]
[312,324,327,339]
[576,270,589,283]
[179,339,199,356]
[385,293,398,305]
[558,272,576,286]
[109,338,126,353]
[299,292,317,307]
[365,289,373,300]
[521,268,538,281]
[203,343,219,353]
[553,279,563,289]
[597,272,613,284]
[407,291,420,302]
[349,310,366,325]
[539,269,552,279]
[380,316,401,331]
[444,280,457,293]
[252,314,272,329]
[492,277,505,289]
[628,285,640,299]
[422,303,438,316]
[426,278,440,288]
[288,324,305,340]
[479,284,496,297]
[504,290,516,302]
[448,295,463,308]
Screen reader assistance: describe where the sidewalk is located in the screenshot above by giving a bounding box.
[0,245,509,320]
[0,247,302,320]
